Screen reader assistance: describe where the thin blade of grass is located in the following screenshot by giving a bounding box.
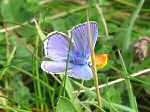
[118,49,138,112]
[12,65,54,91]
[0,47,16,79]
[58,28,82,112]
[123,0,145,51]
[96,2,109,38]
[60,30,72,97]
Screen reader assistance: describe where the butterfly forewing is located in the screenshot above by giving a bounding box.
[70,21,98,59]
[44,32,70,61]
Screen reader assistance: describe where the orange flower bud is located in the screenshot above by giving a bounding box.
[95,54,108,69]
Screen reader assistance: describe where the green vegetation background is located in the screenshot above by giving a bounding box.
[0,0,150,112]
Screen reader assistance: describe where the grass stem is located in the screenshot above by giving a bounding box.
[73,67,150,94]
[87,10,102,109]
[118,49,138,112]
[0,47,16,79]
[123,0,145,51]
[61,31,73,97]
[96,3,109,38]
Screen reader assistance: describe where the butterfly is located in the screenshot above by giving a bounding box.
[41,21,98,80]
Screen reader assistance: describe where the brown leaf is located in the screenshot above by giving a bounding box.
[134,37,150,62]
[0,110,6,112]
[0,90,7,105]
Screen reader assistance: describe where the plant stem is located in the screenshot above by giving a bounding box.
[12,66,54,91]
[123,0,145,51]
[0,47,16,79]
[91,50,102,108]
[96,3,109,38]
[86,10,102,109]
[73,68,150,94]
[61,31,73,97]
[118,49,138,112]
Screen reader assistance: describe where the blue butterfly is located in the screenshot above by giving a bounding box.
[41,21,98,80]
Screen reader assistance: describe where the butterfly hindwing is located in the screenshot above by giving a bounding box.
[68,64,93,80]
[41,61,72,74]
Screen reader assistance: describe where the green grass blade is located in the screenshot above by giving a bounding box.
[123,0,145,51]
[118,50,138,112]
